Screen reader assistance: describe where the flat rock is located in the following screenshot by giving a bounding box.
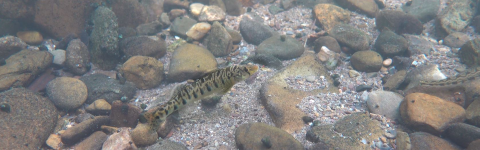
[75,131,108,150]
[403,34,434,55]
[120,56,164,89]
[0,88,58,150]
[203,21,233,57]
[376,10,423,35]
[110,100,142,128]
[444,32,469,48]
[260,54,337,133]
[404,64,446,90]
[119,36,167,60]
[374,30,408,58]
[136,21,163,36]
[103,127,138,150]
[65,39,91,75]
[167,43,217,82]
[405,85,466,107]
[402,0,440,23]
[336,0,378,17]
[86,99,111,116]
[46,77,88,110]
[89,6,120,70]
[350,50,383,72]
[170,17,197,38]
[306,113,383,149]
[235,122,303,150]
[61,116,110,145]
[444,123,480,148]
[0,36,27,61]
[400,93,466,135]
[466,99,480,127]
[328,24,370,52]
[435,0,476,39]
[410,132,461,150]
[383,70,407,91]
[313,4,350,32]
[256,35,305,60]
[366,91,404,121]
[79,74,136,104]
[239,15,276,45]
[0,50,53,91]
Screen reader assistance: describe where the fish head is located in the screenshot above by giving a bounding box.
[234,64,259,82]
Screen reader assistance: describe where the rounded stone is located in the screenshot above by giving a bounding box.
[46,77,88,110]
[256,35,305,60]
[374,30,408,58]
[168,43,217,82]
[351,50,383,72]
[186,22,211,40]
[120,56,164,89]
[189,3,204,17]
[16,31,43,45]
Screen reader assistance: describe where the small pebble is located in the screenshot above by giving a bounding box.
[380,136,387,143]
[305,76,316,82]
[355,84,372,92]
[383,58,392,66]
[302,116,314,124]
[348,70,361,78]
[384,130,397,139]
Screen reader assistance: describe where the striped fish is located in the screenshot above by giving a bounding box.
[141,64,259,129]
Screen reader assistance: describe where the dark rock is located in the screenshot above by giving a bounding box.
[111,0,148,28]
[61,116,110,145]
[383,70,407,91]
[110,101,142,128]
[89,6,120,70]
[467,139,480,150]
[472,16,480,34]
[168,9,187,21]
[235,123,304,150]
[0,19,23,37]
[314,36,341,53]
[75,131,108,150]
[146,140,188,150]
[0,0,34,20]
[410,132,461,150]
[435,0,476,39]
[444,123,480,148]
[0,36,28,61]
[224,0,243,16]
[376,10,423,35]
[226,28,242,44]
[204,21,233,57]
[302,116,314,124]
[350,50,383,72]
[170,17,197,38]
[256,35,305,60]
[281,0,295,10]
[336,0,379,17]
[403,34,433,55]
[355,84,372,92]
[163,0,189,12]
[119,36,167,60]
[0,88,58,150]
[402,0,440,23]
[46,77,88,110]
[159,13,171,28]
[374,30,408,58]
[210,0,226,11]
[444,32,470,48]
[458,39,480,67]
[268,5,284,15]
[65,39,91,75]
[241,54,283,69]
[467,98,480,127]
[167,44,217,82]
[56,34,77,50]
[79,74,136,104]
[118,27,137,39]
[239,16,276,45]
[329,24,370,52]
[75,113,95,123]
[136,21,163,36]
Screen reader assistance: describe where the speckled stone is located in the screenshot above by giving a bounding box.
[47,77,88,110]
[350,50,383,72]
[235,122,304,150]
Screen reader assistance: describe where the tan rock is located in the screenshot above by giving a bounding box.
[75,131,108,150]
[86,99,112,115]
[396,131,411,150]
[410,132,461,150]
[131,123,158,147]
[103,128,138,150]
[186,22,211,40]
[401,93,466,135]
[46,77,88,110]
[190,3,205,17]
[46,134,62,149]
[110,101,142,128]
[466,99,480,127]
[168,43,217,82]
[16,31,43,45]
[313,4,350,32]
[235,123,303,149]
[198,5,226,22]
[120,56,164,89]
[336,0,378,17]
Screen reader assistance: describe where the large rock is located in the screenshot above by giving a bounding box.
[467,99,480,127]
[335,0,378,17]
[131,123,158,147]
[410,132,461,150]
[404,34,434,55]
[120,56,164,89]
[103,128,139,150]
[167,44,217,82]
[110,101,142,128]
[376,10,423,35]
[328,24,370,52]
[306,113,383,149]
[0,0,34,20]
[0,88,58,150]
[444,123,480,148]
[46,77,88,110]
[136,21,163,36]
[458,39,480,68]
[350,50,383,72]
[89,6,120,70]
[33,0,103,38]
[400,93,466,135]
[61,116,110,145]
[111,0,148,28]
[170,17,197,38]
[203,21,233,57]
[65,39,91,75]
[256,35,305,60]
[374,30,408,58]
[79,74,137,104]
[0,36,28,61]
[260,54,337,133]
[235,123,304,150]
[239,16,276,45]
[402,0,440,23]
[198,5,226,22]
[444,32,470,48]
[0,50,53,91]
[366,91,404,121]
[74,131,108,150]
[405,85,466,107]
[435,0,477,39]
[119,36,167,60]
[224,0,243,16]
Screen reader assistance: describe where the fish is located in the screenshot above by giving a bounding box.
[420,67,480,86]
[140,64,259,129]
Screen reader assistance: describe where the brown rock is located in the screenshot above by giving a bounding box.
[401,93,466,135]
[86,99,112,115]
[103,127,138,150]
[111,0,148,28]
[61,116,110,145]
[186,22,212,41]
[16,31,43,45]
[34,0,103,38]
[313,4,350,32]
[467,139,480,150]
[119,36,167,60]
[168,44,217,82]
[46,77,88,110]
[350,50,383,72]
[444,32,469,48]
[466,98,480,127]
[140,0,164,22]
[224,0,244,16]
[65,39,91,75]
[405,85,466,107]
[110,101,142,128]
[75,131,108,150]
[0,0,34,20]
[0,88,58,150]
[383,70,407,91]
[131,123,158,147]
[120,56,164,89]
[314,36,341,53]
[260,54,337,133]
[0,50,53,91]
[410,132,461,150]
[376,10,423,35]
[168,9,187,21]
[336,0,378,17]
[46,134,62,149]
[0,36,28,61]
[203,21,233,57]
[235,123,304,150]
[226,28,242,44]
[396,131,411,150]
[163,0,189,12]
[198,5,226,22]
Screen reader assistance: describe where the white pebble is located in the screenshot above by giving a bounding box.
[383,58,392,66]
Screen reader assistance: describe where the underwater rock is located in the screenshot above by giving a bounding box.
[410,132,461,150]
[0,36,28,61]
[89,6,120,70]
[198,5,226,22]
[186,22,211,41]
[167,43,217,82]
[444,32,469,48]
[435,0,476,39]
[110,100,142,128]
[61,116,110,145]
[268,5,284,15]
[235,123,304,150]
[281,0,295,10]
[16,31,43,45]
[79,74,136,104]
[239,16,275,45]
[376,10,423,35]
[314,36,341,53]
[458,39,480,67]
[224,0,243,16]
[374,30,408,58]
[103,128,138,150]
[256,35,304,60]
[190,3,205,17]
[50,49,66,65]
[86,99,111,116]
[0,88,58,150]
[168,9,186,21]
[131,123,158,147]
[404,64,447,90]
[383,70,407,91]
[350,50,383,72]
[313,4,350,32]
[395,131,411,150]
[0,0,34,20]
[306,113,383,149]
[65,39,91,75]
[241,54,283,69]
[146,140,188,150]
[120,56,164,89]
[46,77,88,110]
[400,93,466,135]
[328,24,370,52]
[118,27,137,39]
[466,99,480,127]
[367,91,404,121]
[164,0,190,12]
[444,123,480,148]
[402,0,440,23]
[136,21,163,36]
[203,21,233,57]
[170,17,197,38]
[119,36,167,60]
[111,0,148,28]
[226,28,242,44]
[75,131,108,150]
[159,13,171,28]
[336,0,378,18]
[403,34,434,55]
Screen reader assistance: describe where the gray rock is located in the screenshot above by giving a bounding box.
[459,39,480,67]
[239,16,276,45]
[50,49,66,65]
[226,28,242,44]
[403,34,433,55]
[89,6,120,70]
[350,50,383,72]
[0,36,28,61]
[119,35,167,59]
[404,64,446,90]
[75,131,108,150]
[402,0,440,23]
[466,99,480,128]
[296,0,334,9]
[374,30,408,58]
[118,27,137,39]
[367,91,404,121]
[436,0,476,39]
[0,88,58,150]
[329,24,370,52]
[468,139,480,150]
[383,70,407,91]
[224,0,243,16]
[204,21,233,57]
[314,36,341,53]
[241,54,283,69]
[0,19,22,37]
[235,123,304,150]
[61,116,110,145]
[147,140,188,150]
[335,0,379,17]
[210,0,226,11]
[47,77,88,110]
[268,5,284,15]
[281,0,295,10]
[256,35,305,60]
[136,21,163,36]
[444,32,469,48]
[410,132,461,150]
[171,17,197,38]
[79,74,137,104]
[159,13,171,28]
[65,39,91,75]
[376,10,423,35]
[444,123,480,148]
